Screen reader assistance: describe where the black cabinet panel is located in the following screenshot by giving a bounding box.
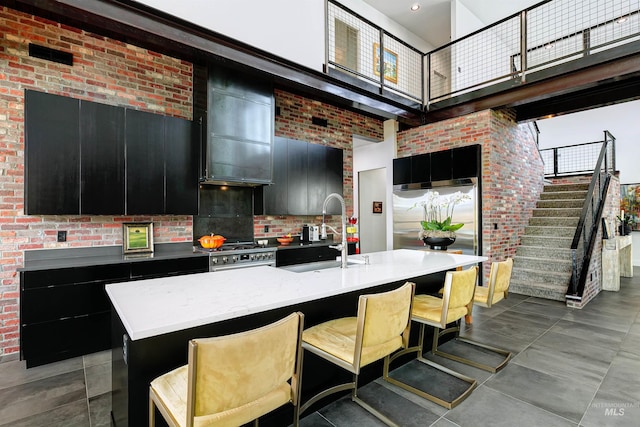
[21,313,110,368]
[165,117,198,214]
[24,90,80,214]
[411,153,431,183]
[126,109,165,214]
[80,101,125,214]
[430,150,453,182]
[21,264,129,290]
[130,257,208,279]
[287,139,308,215]
[263,137,288,214]
[392,157,412,185]
[20,257,209,367]
[307,143,326,214]
[325,146,343,215]
[452,145,480,179]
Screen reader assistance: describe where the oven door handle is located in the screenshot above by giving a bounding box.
[210,260,275,272]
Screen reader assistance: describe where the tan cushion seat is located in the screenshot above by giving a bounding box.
[302,317,403,368]
[473,285,505,306]
[412,294,469,325]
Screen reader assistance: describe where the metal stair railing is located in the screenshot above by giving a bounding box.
[567,131,615,299]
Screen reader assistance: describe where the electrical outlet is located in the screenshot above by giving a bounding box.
[57,230,67,242]
[264,225,269,233]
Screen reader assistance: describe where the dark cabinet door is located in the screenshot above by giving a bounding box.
[452,145,480,179]
[165,116,198,214]
[430,150,453,182]
[325,146,343,215]
[80,101,125,214]
[287,139,308,215]
[126,109,165,214]
[263,137,288,214]
[24,90,80,214]
[392,157,412,185]
[307,143,326,215]
[411,153,431,183]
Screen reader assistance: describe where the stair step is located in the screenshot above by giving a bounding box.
[529,217,580,227]
[543,183,590,192]
[537,199,584,209]
[516,245,572,259]
[509,279,569,301]
[540,190,588,200]
[524,225,576,237]
[532,207,582,217]
[520,235,573,248]
[511,267,569,285]
[513,255,572,273]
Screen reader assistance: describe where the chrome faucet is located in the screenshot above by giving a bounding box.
[322,193,348,268]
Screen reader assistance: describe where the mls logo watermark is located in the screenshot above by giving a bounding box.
[591,401,639,417]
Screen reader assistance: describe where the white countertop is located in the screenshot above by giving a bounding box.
[106,249,487,341]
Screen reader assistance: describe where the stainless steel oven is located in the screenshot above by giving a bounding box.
[195,244,276,272]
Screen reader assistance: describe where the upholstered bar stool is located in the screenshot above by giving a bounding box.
[384,267,478,409]
[300,282,415,427]
[149,312,304,427]
[446,258,514,372]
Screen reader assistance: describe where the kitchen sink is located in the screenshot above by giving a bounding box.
[279,258,366,273]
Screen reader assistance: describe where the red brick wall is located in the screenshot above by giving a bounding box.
[0,6,194,360]
[254,90,383,239]
[397,109,545,281]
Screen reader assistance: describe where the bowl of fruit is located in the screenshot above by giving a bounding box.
[276,234,294,246]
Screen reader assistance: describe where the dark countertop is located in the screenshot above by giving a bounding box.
[19,243,207,272]
[19,239,344,272]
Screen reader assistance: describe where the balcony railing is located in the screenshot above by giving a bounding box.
[326,0,640,109]
[540,139,616,177]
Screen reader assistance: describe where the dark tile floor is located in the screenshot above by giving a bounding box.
[1,269,638,427]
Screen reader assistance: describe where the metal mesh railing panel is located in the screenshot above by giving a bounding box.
[540,141,605,177]
[430,16,520,100]
[327,1,423,103]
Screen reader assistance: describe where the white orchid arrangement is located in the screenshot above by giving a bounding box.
[412,190,471,237]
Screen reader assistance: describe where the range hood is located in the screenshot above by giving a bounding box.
[201,63,274,186]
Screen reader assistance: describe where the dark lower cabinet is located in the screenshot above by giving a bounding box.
[20,256,208,368]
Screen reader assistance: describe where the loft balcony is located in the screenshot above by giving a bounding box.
[326,0,640,123]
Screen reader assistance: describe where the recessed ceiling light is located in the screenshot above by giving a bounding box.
[411,4,420,11]
[545,43,555,49]
[616,16,628,24]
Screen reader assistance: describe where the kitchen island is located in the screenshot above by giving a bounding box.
[107,249,486,426]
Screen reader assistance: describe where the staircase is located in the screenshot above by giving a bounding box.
[510,183,589,301]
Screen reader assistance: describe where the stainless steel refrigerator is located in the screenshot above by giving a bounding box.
[392,179,478,255]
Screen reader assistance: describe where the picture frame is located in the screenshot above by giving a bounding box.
[373,201,383,214]
[123,222,154,254]
[373,43,398,84]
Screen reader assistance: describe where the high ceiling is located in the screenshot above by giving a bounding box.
[362,0,541,48]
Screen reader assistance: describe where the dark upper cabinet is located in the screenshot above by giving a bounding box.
[430,150,453,181]
[25,92,198,215]
[25,90,80,215]
[307,142,326,214]
[80,101,125,214]
[287,139,309,215]
[452,145,480,179]
[261,139,343,215]
[206,65,273,184]
[392,157,411,185]
[411,153,430,183]
[324,146,343,215]
[263,137,288,214]
[393,144,480,185]
[165,117,199,214]
[126,109,165,215]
